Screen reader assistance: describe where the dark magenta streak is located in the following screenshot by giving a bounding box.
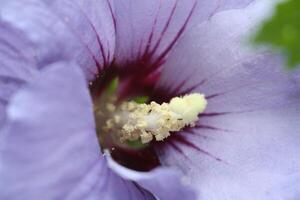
[168,141,191,161]
[107,0,117,33]
[141,4,161,60]
[172,134,223,162]
[178,79,206,95]
[194,124,231,132]
[77,6,108,67]
[184,129,209,139]
[149,2,197,72]
[200,112,232,117]
[147,1,178,60]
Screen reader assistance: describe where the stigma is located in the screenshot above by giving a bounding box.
[101,93,207,144]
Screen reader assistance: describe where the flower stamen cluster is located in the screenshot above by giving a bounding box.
[103,93,207,144]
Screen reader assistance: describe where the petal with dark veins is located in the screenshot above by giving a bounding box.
[156,1,300,199]
[41,0,116,80]
[0,0,115,80]
[110,0,255,66]
[110,0,197,66]
[0,61,186,200]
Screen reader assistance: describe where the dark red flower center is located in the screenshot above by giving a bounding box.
[89,62,163,171]
[87,1,222,171]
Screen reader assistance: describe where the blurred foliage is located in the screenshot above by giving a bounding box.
[254,0,300,69]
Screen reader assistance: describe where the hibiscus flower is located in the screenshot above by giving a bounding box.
[0,0,299,199]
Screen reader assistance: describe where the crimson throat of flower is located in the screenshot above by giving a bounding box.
[90,74,207,171]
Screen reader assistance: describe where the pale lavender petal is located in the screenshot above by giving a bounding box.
[106,152,196,200]
[0,62,102,199]
[190,0,255,25]
[110,0,197,65]
[0,61,163,200]
[110,0,254,65]
[0,0,73,67]
[0,76,24,129]
[65,153,158,200]
[198,0,255,18]
[41,0,116,80]
[0,0,115,80]
[156,1,300,199]
[94,156,156,200]
[0,23,37,79]
[214,0,254,10]
[267,173,300,200]
[0,22,38,128]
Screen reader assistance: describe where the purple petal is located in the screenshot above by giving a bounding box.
[0,22,37,128]
[106,151,196,200]
[110,0,197,65]
[110,0,254,65]
[194,0,255,22]
[95,156,157,200]
[0,0,115,80]
[267,173,300,199]
[65,154,158,200]
[0,61,175,200]
[156,1,300,199]
[0,0,73,67]
[41,0,116,80]
[0,62,101,199]
[0,23,37,79]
